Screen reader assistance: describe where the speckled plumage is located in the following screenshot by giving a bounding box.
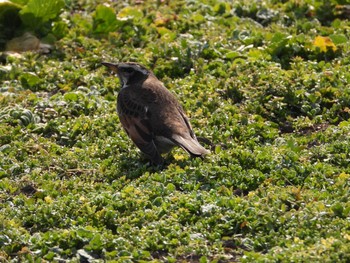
[102,62,209,165]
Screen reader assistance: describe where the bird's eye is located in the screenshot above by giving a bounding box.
[122,67,134,73]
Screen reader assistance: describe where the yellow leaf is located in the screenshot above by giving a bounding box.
[156,26,171,36]
[44,196,53,204]
[338,172,349,180]
[117,6,143,21]
[19,246,30,254]
[173,153,185,161]
[313,36,337,52]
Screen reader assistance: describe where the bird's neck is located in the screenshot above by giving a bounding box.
[124,75,148,87]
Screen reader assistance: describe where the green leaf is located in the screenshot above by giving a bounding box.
[270,32,289,44]
[331,202,344,217]
[77,228,94,240]
[156,27,177,42]
[214,145,221,154]
[64,92,79,102]
[191,13,205,23]
[8,0,28,6]
[88,234,103,250]
[52,20,68,39]
[92,5,119,35]
[339,121,350,128]
[19,0,64,30]
[213,3,227,15]
[0,0,22,12]
[20,72,41,87]
[329,34,348,45]
[225,51,240,60]
[166,183,176,192]
[199,256,208,263]
[0,1,21,32]
[43,251,55,260]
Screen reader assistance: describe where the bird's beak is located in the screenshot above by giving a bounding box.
[101,62,118,73]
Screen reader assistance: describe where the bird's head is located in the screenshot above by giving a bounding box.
[102,62,150,86]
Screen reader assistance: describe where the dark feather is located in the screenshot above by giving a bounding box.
[102,61,209,165]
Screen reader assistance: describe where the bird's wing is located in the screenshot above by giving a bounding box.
[117,90,163,165]
[140,80,209,158]
[171,133,209,157]
[178,107,196,139]
[169,107,210,157]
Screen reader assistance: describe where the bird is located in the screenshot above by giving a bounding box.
[101,61,209,165]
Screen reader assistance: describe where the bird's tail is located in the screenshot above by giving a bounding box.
[172,134,210,157]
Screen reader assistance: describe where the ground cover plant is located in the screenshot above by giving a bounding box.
[0,0,349,262]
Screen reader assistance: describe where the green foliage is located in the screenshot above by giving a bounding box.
[0,0,65,49]
[92,5,120,36]
[0,1,22,45]
[1,0,350,262]
[19,0,64,30]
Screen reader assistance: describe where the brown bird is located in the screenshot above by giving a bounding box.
[102,62,209,165]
